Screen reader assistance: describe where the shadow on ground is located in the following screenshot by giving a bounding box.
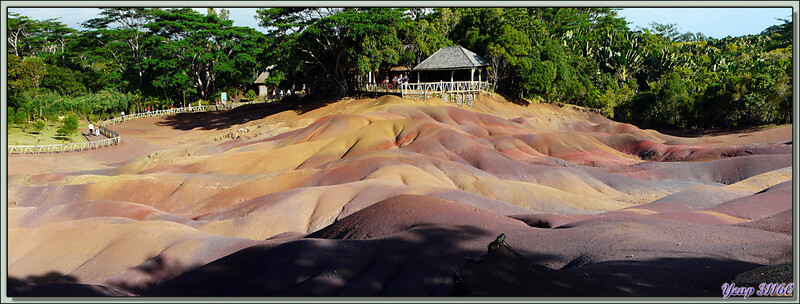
[157,94,333,131]
[8,272,136,297]
[144,224,521,297]
[453,246,767,297]
[7,231,784,297]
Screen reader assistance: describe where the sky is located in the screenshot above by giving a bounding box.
[7,7,793,39]
[616,8,791,38]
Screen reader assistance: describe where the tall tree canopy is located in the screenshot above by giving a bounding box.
[257,8,404,96]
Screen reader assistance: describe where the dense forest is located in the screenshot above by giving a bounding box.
[7,7,793,130]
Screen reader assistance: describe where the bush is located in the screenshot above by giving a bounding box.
[56,114,79,137]
[8,107,14,122]
[245,89,257,101]
[13,109,27,125]
[29,120,46,133]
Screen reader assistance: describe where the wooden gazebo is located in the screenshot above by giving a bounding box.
[405,46,490,106]
[354,46,490,106]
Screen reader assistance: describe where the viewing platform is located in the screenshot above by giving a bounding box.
[355,80,490,106]
[356,45,490,107]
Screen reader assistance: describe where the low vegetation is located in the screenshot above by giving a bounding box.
[7,117,89,146]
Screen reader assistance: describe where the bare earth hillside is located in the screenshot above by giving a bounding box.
[7,95,793,297]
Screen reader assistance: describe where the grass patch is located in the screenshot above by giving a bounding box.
[7,120,91,146]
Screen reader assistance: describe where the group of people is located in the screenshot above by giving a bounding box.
[273,84,308,99]
[383,74,409,89]
[87,122,100,137]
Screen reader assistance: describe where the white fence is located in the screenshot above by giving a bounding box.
[7,126,121,154]
[354,81,490,106]
[8,100,264,155]
[401,81,489,95]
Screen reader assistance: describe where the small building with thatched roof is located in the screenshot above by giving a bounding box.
[253,65,276,97]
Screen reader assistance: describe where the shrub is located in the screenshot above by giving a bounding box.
[245,89,257,101]
[56,114,79,137]
[13,109,27,125]
[29,120,46,133]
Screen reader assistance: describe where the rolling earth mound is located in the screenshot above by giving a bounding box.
[6,94,793,297]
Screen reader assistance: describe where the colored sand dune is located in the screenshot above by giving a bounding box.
[7,95,793,297]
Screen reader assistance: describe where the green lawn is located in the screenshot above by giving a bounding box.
[7,120,91,146]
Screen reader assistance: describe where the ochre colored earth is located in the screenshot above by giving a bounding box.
[6,94,793,297]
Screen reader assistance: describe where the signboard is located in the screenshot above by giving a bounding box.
[221,92,227,102]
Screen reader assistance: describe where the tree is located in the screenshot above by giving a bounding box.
[83,8,155,90]
[12,109,28,125]
[646,22,681,42]
[762,18,792,51]
[22,56,48,90]
[257,8,404,97]
[42,64,86,96]
[144,8,265,100]
[7,13,76,62]
[596,30,644,86]
[7,13,33,56]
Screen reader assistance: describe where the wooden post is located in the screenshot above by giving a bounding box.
[417,71,420,83]
[471,68,475,90]
[450,70,454,83]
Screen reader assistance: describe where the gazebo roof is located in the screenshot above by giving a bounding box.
[412,46,489,71]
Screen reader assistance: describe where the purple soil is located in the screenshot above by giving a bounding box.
[146,194,792,296]
[734,209,793,236]
[705,181,793,220]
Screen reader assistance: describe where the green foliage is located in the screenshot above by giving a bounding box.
[257,8,404,96]
[29,120,46,133]
[13,109,28,125]
[224,87,242,102]
[42,64,86,96]
[245,90,258,101]
[264,70,286,87]
[56,114,79,137]
[145,8,265,101]
[6,8,792,130]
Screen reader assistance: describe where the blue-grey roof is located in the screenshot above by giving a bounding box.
[412,46,489,71]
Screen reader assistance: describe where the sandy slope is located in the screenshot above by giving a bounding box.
[6,94,793,296]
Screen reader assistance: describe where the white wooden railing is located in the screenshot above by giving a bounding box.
[7,125,121,154]
[401,81,489,94]
[354,81,489,96]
